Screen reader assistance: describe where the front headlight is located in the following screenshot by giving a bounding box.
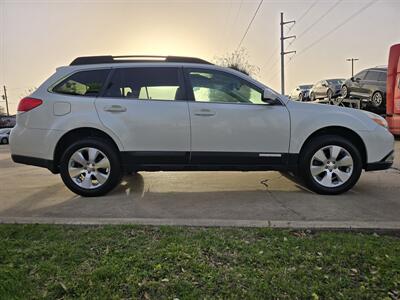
[366,111,388,129]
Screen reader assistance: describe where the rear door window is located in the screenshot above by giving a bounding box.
[365,71,380,81]
[378,72,387,82]
[52,69,110,96]
[103,67,185,101]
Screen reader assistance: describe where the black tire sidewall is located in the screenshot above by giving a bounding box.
[299,135,362,195]
[1,138,7,144]
[59,138,121,197]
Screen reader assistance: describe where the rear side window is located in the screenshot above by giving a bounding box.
[103,67,184,101]
[365,71,380,81]
[52,69,110,96]
[378,72,387,82]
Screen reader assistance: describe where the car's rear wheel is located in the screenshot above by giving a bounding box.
[59,138,122,197]
[1,137,7,144]
[341,85,349,99]
[299,135,362,195]
[371,91,383,108]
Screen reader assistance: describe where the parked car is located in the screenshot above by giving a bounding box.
[10,55,394,197]
[309,79,345,101]
[289,84,313,101]
[341,67,387,111]
[0,128,11,144]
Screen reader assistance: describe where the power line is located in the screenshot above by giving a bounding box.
[297,0,377,57]
[237,0,264,50]
[291,0,342,46]
[226,0,243,50]
[287,0,319,32]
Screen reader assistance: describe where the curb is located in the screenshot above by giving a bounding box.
[1,217,400,231]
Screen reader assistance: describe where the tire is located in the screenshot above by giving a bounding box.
[327,89,333,101]
[310,92,316,101]
[371,91,384,108]
[341,85,349,99]
[298,93,303,101]
[59,138,122,197]
[1,137,7,144]
[298,135,362,195]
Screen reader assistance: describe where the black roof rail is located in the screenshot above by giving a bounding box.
[70,55,213,66]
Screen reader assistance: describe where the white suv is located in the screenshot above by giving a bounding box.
[10,55,394,197]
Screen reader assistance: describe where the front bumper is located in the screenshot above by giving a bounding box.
[365,150,394,171]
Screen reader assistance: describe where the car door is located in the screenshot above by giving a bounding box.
[314,81,324,98]
[361,70,380,98]
[351,70,367,97]
[95,66,191,164]
[184,68,290,166]
[320,80,329,98]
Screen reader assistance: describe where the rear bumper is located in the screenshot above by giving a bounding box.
[365,150,394,171]
[11,154,58,173]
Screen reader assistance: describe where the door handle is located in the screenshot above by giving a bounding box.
[194,109,216,116]
[103,105,127,113]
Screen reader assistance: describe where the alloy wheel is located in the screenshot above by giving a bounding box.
[68,147,111,189]
[310,145,354,188]
[342,86,348,98]
[372,92,383,107]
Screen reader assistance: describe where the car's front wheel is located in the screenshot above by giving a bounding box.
[299,135,362,195]
[309,92,316,101]
[1,137,8,144]
[341,85,349,99]
[59,138,122,197]
[327,89,333,100]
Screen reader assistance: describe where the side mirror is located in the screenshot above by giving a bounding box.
[350,77,354,81]
[262,89,280,105]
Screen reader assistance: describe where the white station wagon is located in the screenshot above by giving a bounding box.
[10,55,394,197]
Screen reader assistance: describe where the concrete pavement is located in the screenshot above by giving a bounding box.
[0,141,399,229]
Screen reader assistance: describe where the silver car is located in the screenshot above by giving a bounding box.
[0,128,11,144]
[289,84,313,101]
[309,79,345,101]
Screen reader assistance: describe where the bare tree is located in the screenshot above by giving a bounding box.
[216,48,259,77]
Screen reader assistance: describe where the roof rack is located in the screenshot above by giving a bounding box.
[70,55,213,66]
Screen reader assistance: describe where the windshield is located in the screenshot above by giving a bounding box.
[327,79,345,85]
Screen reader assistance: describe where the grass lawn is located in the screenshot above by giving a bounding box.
[0,225,399,299]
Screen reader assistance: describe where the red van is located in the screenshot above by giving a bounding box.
[387,44,400,135]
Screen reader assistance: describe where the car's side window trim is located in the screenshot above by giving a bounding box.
[183,67,270,106]
[98,66,188,102]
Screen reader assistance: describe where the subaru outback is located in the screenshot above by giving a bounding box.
[10,55,394,197]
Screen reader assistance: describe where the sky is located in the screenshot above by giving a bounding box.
[0,0,399,114]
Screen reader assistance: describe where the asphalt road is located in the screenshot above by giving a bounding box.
[0,141,399,229]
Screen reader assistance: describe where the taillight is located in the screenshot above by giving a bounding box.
[17,97,43,113]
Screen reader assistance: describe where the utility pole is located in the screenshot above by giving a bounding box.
[1,85,10,116]
[280,12,296,95]
[346,58,359,77]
